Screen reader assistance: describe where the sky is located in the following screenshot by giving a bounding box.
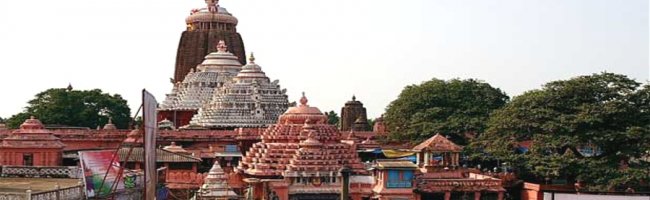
[0,0,648,119]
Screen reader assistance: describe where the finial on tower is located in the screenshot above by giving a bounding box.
[205,0,219,13]
[67,83,73,91]
[249,52,256,63]
[216,40,228,52]
[299,92,308,106]
[352,95,356,101]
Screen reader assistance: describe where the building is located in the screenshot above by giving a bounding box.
[236,94,373,200]
[160,40,244,128]
[341,96,371,131]
[371,160,418,200]
[189,53,289,128]
[0,117,65,166]
[412,134,505,200]
[175,0,246,82]
[194,161,239,200]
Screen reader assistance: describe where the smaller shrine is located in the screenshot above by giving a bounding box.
[194,161,239,200]
[0,117,65,166]
[340,96,370,131]
[412,134,505,200]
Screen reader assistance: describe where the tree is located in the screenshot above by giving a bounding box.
[6,88,131,129]
[325,111,340,127]
[477,72,650,190]
[0,116,4,123]
[384,78,509,145]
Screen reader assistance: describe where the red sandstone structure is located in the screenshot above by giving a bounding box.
[0,117,65,166]
[237,94,374,200]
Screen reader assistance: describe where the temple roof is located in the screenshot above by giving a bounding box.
[412,133,462,152]
[188,53,288,128]
[160,40,243,111]
[1,117,65,149]
[237,95,366,178]
[196,161,238,199]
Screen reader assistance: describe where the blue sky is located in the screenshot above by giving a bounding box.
[0,0,648,119]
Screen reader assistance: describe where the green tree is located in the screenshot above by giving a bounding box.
[477,72,650,190]
[326,111,340,127]
[6,88,131,129]
[384,78,509,145]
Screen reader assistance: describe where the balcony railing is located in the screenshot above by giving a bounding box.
[387,181,412,188]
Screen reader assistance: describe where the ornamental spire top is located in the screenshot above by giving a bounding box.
[205,0,219,13]
[248,52,256,64]
[300,92,308,106]
[216,40,227,53]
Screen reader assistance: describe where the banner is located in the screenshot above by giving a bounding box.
[143,89,158,200]
[79,150,123,197]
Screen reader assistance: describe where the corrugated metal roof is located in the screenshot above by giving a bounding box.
[118,147,201,163]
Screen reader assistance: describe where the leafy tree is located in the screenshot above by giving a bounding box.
[0,117,4,123]
[367,118,376,129]
[325,111,340,127]
[6,88,131,129]
[384,78,509,145]
[477,72,650,190]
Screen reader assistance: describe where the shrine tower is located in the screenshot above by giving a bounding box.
[174,0,246,82]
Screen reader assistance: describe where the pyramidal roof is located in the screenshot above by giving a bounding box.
[188,53,289,128]
[160,40,243,111]
[412,133,462,152]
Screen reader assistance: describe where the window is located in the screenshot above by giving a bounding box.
[386,170,413,188]
[23,154,33,166]
[225,145,238,152]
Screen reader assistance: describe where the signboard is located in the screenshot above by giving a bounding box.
[79,150,123,198]
[143,89,158,200]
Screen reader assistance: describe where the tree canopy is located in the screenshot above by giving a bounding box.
[476,72,650,190]
[6,88,131,129]
[325,111,340,128]
[384,78,509,145]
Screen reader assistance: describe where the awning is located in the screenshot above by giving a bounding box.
[215,152,243,157]
[382,149,415,158]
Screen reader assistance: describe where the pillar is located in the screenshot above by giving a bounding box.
[498,191,504,200]
[416,152,421,166]
[424,152,430,166]
[474,192,481,200]
[444,192,451,200]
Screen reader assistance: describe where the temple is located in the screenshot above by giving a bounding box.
[175,0,246,82]
[160,40,244,127]
[340,96,371,131]
[189,53,289,128]
[0,117,65,166]
[237,94,373,200]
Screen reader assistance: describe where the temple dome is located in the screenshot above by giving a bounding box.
[103,118,117,130]
[160,40,243,111]
[197,40,243,73]
[20,116,45,130]
[279,93,328,124]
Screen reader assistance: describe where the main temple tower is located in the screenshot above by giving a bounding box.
[174,0,246,82]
